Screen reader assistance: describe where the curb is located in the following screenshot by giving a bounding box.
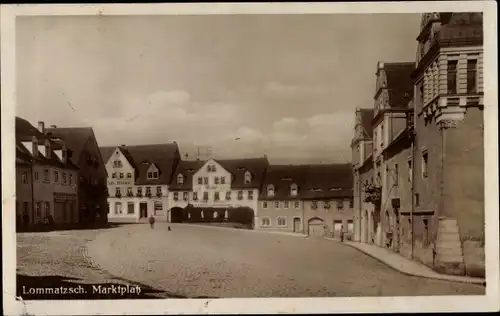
[335,240,486,286]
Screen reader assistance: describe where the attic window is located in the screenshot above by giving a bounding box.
[177,174,184,185]
[207,164,216,172]
[187,168,195,172]
[267,184,275,196]
[290,183,298,196]
[244,171,252,184]
[311,188,324,192]
[282,177,292,181]
[329,187,342,191]
[147,171,159,180]
[236,167,245,171]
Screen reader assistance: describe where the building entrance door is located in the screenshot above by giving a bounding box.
[293,218,301,232]
[140,202,148,218]
[394,208,400,253]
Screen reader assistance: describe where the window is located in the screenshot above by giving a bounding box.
[173,192,179,201]
[193,192,198,200]
[422,151,428,178]
[34,171,39,181]
[214,192,220,201]
[294,201,300,209]
[203,192,209,201]
[146,187,152,195]
[312,201,318,209]
[349,199,354,209]
[44,202,50,217]
[35,202,42,217]
[177,174,184,185]
[267,185,275,196]
[204,177,208,185]
[337,200,344,210]
[54,170,59,183]
[62,172,67,185]
[284,201,289,209]
[214,176,219,184]
[290,184,298,196]
[148,171,158,180]
[23,202,29,215]
[127,202,134,214]
[183,192,189,201]
[324,201,330,209]
[415,193,420,206]
[423,218,429,245]
[69,174,73,185]
[418,82,424,107]
[115,202,122,214]
[244,171,252,184]
[127,173,132,179]
[275,201,280,208]
[467,59,478,93]
[154,202,163,216]
[277,217,287,227]
[127,187,133,197]
[137,187,143,196]
[237,191,243,200]
[156,186,162,196]
[380,124,384,147]
[119,173,124,179]
[261,217,271,227]
[394,164,399,186]
[197,177,203,185]
[221,176,226,184]
[207,165,212,172]
[44,169,50,182]
[408,159,412,182]
[248,191,253,200]
[226,191,231,200]
[112,172,117,179]
[22,172,28,184]
[263,201,268,209]
[211,164,216,172]
[447,60,458,94]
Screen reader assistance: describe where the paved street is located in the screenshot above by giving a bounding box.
[17,224,485,298]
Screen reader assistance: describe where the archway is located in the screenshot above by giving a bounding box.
[170,207,184,223]
[308,217,325,237]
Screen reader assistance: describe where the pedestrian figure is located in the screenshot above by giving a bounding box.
[340,224,345,242]
[168,226,171,231]
[149,216,155,229]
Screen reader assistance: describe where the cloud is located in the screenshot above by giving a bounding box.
[264,81,322,96]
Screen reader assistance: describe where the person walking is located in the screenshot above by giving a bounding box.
[340,224,345,242]
[149,215,155,229]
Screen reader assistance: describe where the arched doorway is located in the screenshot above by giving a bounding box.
[170,207,184,223]
[308,218,325,237]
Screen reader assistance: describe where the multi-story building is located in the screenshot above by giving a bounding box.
[256,165,309,233]
[100,143,181,223]
[410,12,484,276]
[351,108,375,242]
[168,157,269,224]
[46,124,109,225]
[15,117,80,228]
[302,164,354,238]
[15,144,33,229]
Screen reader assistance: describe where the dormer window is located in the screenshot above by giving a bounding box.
[177,174,184,185]
[244,171,252,184]
[267,184,275,196]
[290,183,298,196]
[147,171,159,180]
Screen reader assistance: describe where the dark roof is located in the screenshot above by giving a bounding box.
[100,144,180,185]
[167,160,206,191]
[45,127,97,166]
[259,165,309,200]
[360,108,375,138]
[384,62,415,108]
[302,164,353,200]
[15,118,79,170]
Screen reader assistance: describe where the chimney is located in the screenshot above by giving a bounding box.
[38,121,45,134]
[32,136,38,157]
[45,139,52,159]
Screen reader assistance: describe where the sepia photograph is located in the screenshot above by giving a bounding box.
[1,2,498,315]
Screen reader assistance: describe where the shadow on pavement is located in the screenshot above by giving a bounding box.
[17,274,219,300]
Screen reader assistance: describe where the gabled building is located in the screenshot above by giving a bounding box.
[100,143,181,222]
[409,12,484,276]
[46,125,108,224]
[168,157,269,224]
[351,108,375,242]
[15,117,80,229]
[256,164,309,233]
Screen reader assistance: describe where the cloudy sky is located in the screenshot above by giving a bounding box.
[16,14,420,164]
